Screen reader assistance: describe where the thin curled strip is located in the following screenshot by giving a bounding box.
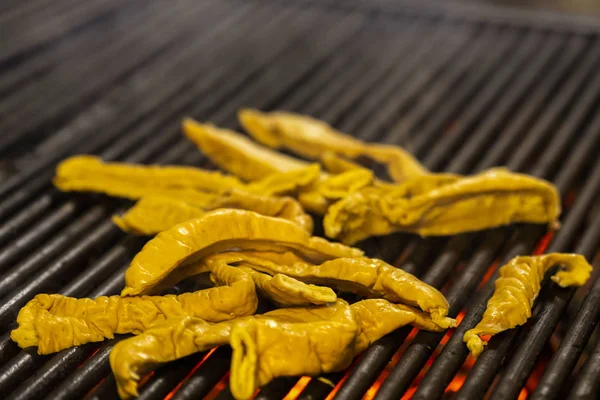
[114,191,313,236]
[183,118,308,181]
[178,251,455,328]
[464,253,592,358]
[238,108,427,183]
[122,209,361,296]
[241,254,455,328]
[238,267,336,306]
[183,118,373,215]
[324,168,561,244]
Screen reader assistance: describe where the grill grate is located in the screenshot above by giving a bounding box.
[0,1,599,400]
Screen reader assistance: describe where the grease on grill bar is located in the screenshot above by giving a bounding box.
[0,0,600,399]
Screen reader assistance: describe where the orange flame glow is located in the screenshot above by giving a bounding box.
[164,348,218,400]
[203,372,230,400]
[533,231,554,255]
[284,377,311,400]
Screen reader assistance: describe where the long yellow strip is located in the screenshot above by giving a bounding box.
[464,253,592,358]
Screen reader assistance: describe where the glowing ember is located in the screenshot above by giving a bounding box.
[138,371,154,387]
[203,372,230,400]
[324,369,352,400]
[478,261,499,289]
[445,374,466,393]
[78,346,101,368]
[533,231,554,255]
[400,386,418,400]
[284,377,311,400]
[164,348,218,400]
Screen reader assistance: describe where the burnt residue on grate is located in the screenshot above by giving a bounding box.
[0,1,599,400]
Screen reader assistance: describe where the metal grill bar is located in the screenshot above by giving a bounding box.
[0,1,247,222]
[568,329,600,399]
[0,0,303,263]
[471,36,586,173]
[313,21,432,123]
[423,32,557,171]
[335,21,474,137]
[374,25,501,147]
[532,265,600,398]
[443,34,568,174]
[0,0,210,154]
[0,0,123,63]
[407,28,520,159]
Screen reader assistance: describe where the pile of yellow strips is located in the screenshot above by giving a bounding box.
[10,110,592,399]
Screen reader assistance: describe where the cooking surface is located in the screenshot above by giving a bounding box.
[1,1,600,399]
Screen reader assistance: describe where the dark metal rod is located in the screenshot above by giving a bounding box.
[0,0,215,155]
[319,19,438,125]
[0,205,115,298]
[0,1,245,203]
[0,5,248,225]
[422,31,547,170]
[505,41,600,174]
[0,0,196,118]
[532,271,600,398]
[407,28,521,159]
[0,218,122,331]
[349,22,477,143]
[444,35,565,174]
[567,327,600,399]
[0,1,296,277]
[169,348,233,400]
[473,37,589,172]
[0,8,126,97]
[0,201,83,269]
[0,0,122,63]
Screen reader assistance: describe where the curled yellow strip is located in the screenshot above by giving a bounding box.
[54,155,243,197]
[464,253,592,358]
[207,251,454,328]
[183,119,308,181]
[122,209,362,296]
[238,108,427,183]
[325,168,561,244]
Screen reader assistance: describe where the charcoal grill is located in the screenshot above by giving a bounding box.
[1,0,600,399]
